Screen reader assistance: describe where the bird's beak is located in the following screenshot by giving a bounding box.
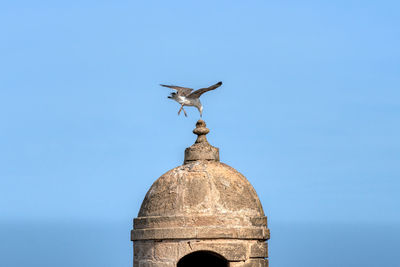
[167,96,172,99]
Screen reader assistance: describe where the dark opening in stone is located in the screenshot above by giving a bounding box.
[177,251,228,267]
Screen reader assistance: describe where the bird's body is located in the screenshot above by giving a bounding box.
[161,81,222,117]
[170,94,201,107]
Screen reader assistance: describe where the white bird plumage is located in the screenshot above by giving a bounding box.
[161,81,222,117]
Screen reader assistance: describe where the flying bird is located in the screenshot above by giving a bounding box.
[161,81,222,117]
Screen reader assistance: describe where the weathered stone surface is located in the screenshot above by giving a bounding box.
[177,240,248,261]
[134,241,154,260]
[184,119,219,164]
[132,228,197,240]
[250,217,268,227]
[230,259,268,267]
[191,242,248,261]
[250,241,268,258]
[263,228,271,240]
[138,161,264,218]
[132,120,269,266]
[196,227,236,239]
[134,215,267,229]
[154,241,178,261]
[132,226,268,241]
[182,172,210,209]
[138,260,174,267]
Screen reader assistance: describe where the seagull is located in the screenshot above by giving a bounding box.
[160,81,222,117]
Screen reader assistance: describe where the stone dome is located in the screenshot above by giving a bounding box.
[132,120,268,241]
[138,160,264,219]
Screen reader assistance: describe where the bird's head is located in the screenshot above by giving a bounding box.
[168,92,176,99]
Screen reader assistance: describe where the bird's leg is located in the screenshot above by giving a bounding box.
[178,104,184,116]
[182,107,188,117]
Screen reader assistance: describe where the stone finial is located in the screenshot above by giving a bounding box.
[184,120,220,164]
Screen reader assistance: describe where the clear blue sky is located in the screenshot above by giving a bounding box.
[1,1,399,266]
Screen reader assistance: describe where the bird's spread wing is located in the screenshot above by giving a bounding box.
[160,84,193,96]
[188,81,222,98]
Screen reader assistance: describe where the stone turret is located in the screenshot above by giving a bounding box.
[131,120,269,267]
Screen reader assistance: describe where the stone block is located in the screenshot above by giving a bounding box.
[196,227,236,239]
[230,262,246,267]
[161,228,196,239]
[247,259,268,267]
[134,241,154,260]
[250,217,268,227]
[132,228,197,240]
[154,241,178,261]
[230,259,268,267]
[192,242,248,261]
[177,240,249,261]
[263,228,270,240]
[177,241,192,259]
[250,241,268,258]
[139,260,174,267]
[238,227,265,240]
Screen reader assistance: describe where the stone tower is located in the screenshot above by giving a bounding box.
[131,120,269,266]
